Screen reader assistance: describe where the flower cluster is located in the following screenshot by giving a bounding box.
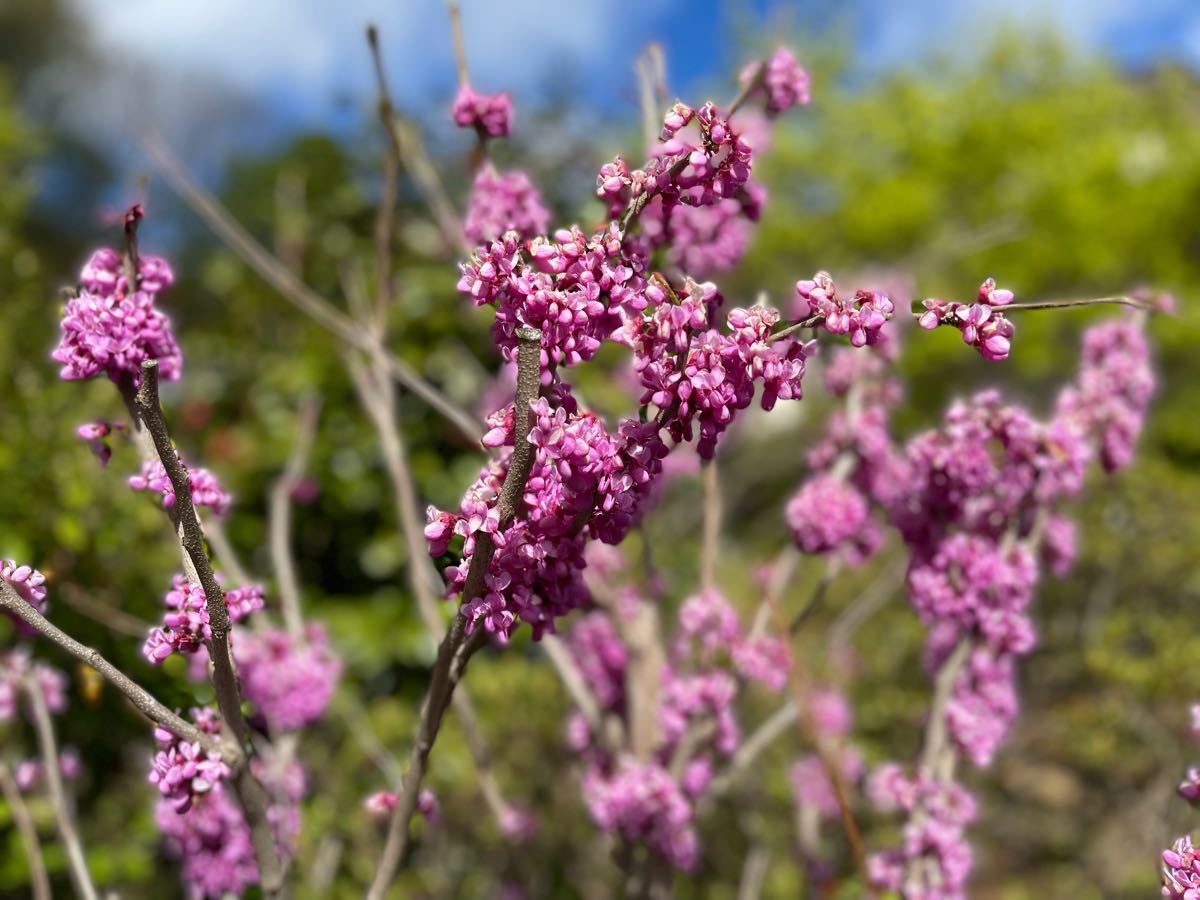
[917,278,1015,361]
[564,587,789,871]
[458,226,638,375]
[582,759,697,869]
[634,296,809,458]
[429,386,667,639]
[12,748,81,792]
[148,708,228,813]
[0,649,67,722]
[52,246,183,382]
[235,624,342,732]
[1163,837,1200,899]
[596,101,753,221]
[785,474,878,563]
[157,747,304,898]
[1055,318,1154,472]
[1,560,49,634]
[451,83,512,137]
[867,764,977,898]
[143,575,263,664]
[795,272,895,348]
[740,47,811,118]
[464,164,550,244]
[129,458,232,516]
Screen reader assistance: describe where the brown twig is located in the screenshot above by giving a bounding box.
[58,585,151,639]
[367,327,542,897]
[268,397,321,641]
[24,676,97,900]
[133,360,285,897]
[701,459,721,590]
[0,760,52,900]
[766,589,870,884]
[365,29,471,255]
[0,581,216,748]
[140,132,479,442]
[446,0,470,86]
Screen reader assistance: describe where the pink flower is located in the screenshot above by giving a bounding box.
[741,47,811,118]
[52,248,182,382]
[452,84,512,138]
[465,164,549,244]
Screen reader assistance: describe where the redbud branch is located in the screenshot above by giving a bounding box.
[668,718,717,779]
[446,0,470,86]
[736,843,771,900]
[59,584,153,639]
[917,637,972,779]
[541,633,625,751]
[701,459,721,590]
[726,60,766,118]
[133,359,286,897]
[140,132,478,441]
[268,396,321,641]
[367,327,542,897]
[827,556,906,651]
[24,676,98,900]
[0,580,216,749]
[0,761,51,900]
[765,587,871,886]
[636,44,668,148]
[705,700,798,804]
[344,349,518,826]
[365,28,472,255]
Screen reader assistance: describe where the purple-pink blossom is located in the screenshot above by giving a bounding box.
[452,84,512,138]
[129,458,232,516]
[52,247,183,383]
[464,164,549,244]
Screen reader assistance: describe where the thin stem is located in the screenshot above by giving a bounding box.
[268,397,321,640]
[366,25,401,335]
[204,517,255,588]
[736,844,770,900]
[701,459,721,591]
[726,60,765,118]
[364,29,471,256]
[25,676,97,900]
[133,360,285,897]
[446,0,469,86]
[0,761,52,900]
[367,328,542,897]
[705,700,797,803]
[0,580,216,749]
[141,132,479,441]
[766,589,871,885]
[917,638,972,778]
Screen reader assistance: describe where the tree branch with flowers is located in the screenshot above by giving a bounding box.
[0,10,1179,899]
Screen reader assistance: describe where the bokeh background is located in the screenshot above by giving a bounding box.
[2,0,1199,896]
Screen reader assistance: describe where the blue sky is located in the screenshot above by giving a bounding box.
[67,0,1200,145]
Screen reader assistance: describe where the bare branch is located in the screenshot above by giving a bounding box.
[0,580,216,749]
[269,397,321,640]
[204,517,256,588]
[446,0,470,86]
[132,360,285,897]
[58,585,151,639]
[367,327,542,896]
[140,132,480,442]
[706,700,798,802]
[0,761,51,900]
[701,459,721,590]
[736,844,770,900]
[24,676,97,900]
[365,28,471,255]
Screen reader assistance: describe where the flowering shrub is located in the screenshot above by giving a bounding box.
[0,19,1174,900]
